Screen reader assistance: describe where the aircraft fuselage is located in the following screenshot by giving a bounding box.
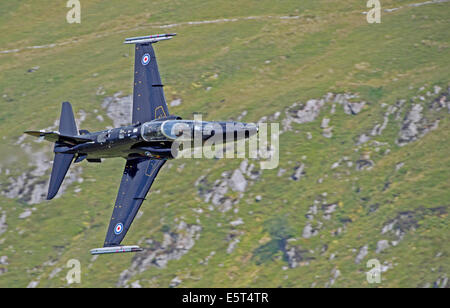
[59,119,258,162]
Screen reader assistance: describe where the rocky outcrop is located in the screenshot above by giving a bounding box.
[0,211,6,236]
[284,242,313,268]
[302,195,342,239]
[117,221,202,287]
[325,267,341,287]
[196,160,261,212]
[396,87,448,146]
[170,99,182,107]
[3,119,84,205]
[281,92,366,134]
[283,99,325,131]
[355,245,369,264]
[226,230,243,254]
[101,92,132,127]
[320,118,333,138]
[302,223,319,239]
[1,149,83,205]
[376,240,390,254]
[291,163,306,181]
[229,169,247,192]
[399,102,440,145]
[169,276,182,288]
[380,206,448,251]
[343,101,365,115]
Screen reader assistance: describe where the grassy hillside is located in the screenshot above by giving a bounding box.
[0,0,448,287]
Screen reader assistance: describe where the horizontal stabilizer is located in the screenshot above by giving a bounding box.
[90,245,143,255]
[24,130,92,145]
[124,33,176,45]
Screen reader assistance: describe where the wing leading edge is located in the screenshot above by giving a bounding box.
[104,158,166,247]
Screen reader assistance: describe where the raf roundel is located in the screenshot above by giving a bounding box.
[141,53,151,66]
[114,223,124,235]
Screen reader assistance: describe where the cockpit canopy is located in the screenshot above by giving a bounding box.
[141,120,196,142]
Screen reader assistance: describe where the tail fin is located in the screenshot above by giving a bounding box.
[59,102,78,135]
[47,102,77,200]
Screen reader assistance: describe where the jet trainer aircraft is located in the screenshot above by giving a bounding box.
[25,34,258,255]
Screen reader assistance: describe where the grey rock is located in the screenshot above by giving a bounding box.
[2,136,83,205]
[277,168,286,177]
[27,281,39,288]
[131,280,142,288]
[0,212,6,236]
[230,218,244,227]
[295,99,325,123]
[322,203,337,215]
[27,66,40,73]
[322,127,333,138]
[226,238,240,254]
[0,256,8,265]
[326,267,341,287]
[376,240,389,253]
[395,162,404,171]
[170,99,182,107]
[356,134,371,145]
[291,163,305,181]
[48,267,62,279]
[101,93,132,127]
[302,223,318,239]
[169,277,182,288]
[343,102,365,115]
[117,221,202,287]
[19,209,32,219]
[355,245,369,264]
[371,115,389,136]
[356,159,374,171]
[321,118,330,128]
[397,102,440,146]
[229,169,247,192]
[283,99,325,131]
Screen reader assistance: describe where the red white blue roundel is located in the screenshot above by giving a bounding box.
[141,53,151,65]
[114,223,124,235]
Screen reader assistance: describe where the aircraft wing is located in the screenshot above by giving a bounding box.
[132,43,170,124]
[103,158,166,247]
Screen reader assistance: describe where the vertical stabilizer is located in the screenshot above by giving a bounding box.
[47,102,77,200]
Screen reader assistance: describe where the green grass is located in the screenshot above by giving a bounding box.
[0,0,449,287]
